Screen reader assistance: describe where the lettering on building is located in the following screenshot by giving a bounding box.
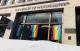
[15,2,70,12]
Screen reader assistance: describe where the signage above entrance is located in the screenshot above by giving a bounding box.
[15,1,70,12]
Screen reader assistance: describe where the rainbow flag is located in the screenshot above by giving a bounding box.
[52,25,61,41]
[58,25,62,41]
[31,25,38,38]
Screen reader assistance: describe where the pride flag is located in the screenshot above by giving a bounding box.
[31,25,38,38]
[58,25,62,41]
[52,25,62,41]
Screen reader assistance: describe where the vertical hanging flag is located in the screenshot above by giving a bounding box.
[52,25,62,41]
[53,25,58,40]
[32,25,38,38]
[58,25,62,42]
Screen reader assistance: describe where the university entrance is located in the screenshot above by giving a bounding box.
[10,11,63,43]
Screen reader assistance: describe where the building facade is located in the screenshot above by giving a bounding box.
[0,0,79,45]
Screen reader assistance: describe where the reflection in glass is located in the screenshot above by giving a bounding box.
[2,0,9,5]
[26,13,50,23]
[51,12,62,24]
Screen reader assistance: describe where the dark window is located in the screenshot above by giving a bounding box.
[0,0,1,3]
[10,12,62,43]
[10,13,50,40]
[68,36,71,40]
[51,12,62,24]
[11,0,15,4]
[26,13,50,23]
[2,0,9,5]
[17,24,49,40]
[18,0,26,3]
[27,0,33,2]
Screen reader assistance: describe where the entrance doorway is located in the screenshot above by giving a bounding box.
[10,11,62,43]
[76,7,80,45]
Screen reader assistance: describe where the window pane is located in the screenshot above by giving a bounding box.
[51,12,62,24]
[27,0,33,2]
[26,13,50,23]
[18,0,25,3]
[11,24,49,40]
[0,0,1,3]
[11,0,15,4]
[10,13,50,40]
[2,0,9,5]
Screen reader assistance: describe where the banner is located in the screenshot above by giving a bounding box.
[52,25,62,41]
[31,25,38,38]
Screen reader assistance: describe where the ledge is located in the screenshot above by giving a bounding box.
[0,0,67,9]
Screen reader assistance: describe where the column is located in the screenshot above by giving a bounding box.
[62,6,77,45]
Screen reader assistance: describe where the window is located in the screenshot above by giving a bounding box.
[27,0,33,2]
[51,12,62,24]
[18,0,25,3]
[11,0,15,4]
[16,24,49,40]
[2,0,9,5]
[0,0,1,3]
[10,12,62,43]
[21,13,50,24]
[10,13,50,40]
[49,12,62,42]
[68,36,71,40]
